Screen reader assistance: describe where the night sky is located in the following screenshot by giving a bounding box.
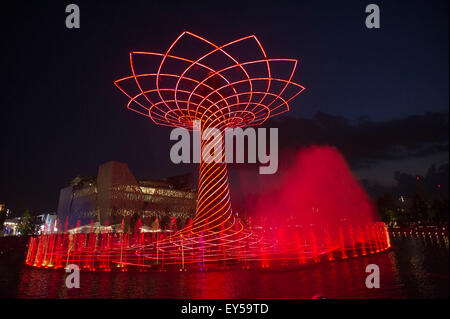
[1,0,448,215]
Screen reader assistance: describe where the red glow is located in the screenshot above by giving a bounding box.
[253,146,378,228]
[24,33,390,271]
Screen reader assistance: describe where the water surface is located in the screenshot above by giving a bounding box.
[1,235,448,298]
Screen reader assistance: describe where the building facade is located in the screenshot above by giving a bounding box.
[57,161,197,228]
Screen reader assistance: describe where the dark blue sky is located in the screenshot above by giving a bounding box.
[1,0,448,214]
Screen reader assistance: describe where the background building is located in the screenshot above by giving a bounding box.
[57,161,197,228]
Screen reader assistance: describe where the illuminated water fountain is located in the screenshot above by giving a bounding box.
[25,32,390,271]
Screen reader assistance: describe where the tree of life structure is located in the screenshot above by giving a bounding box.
[23,32,392,271]
[114,31,306,266]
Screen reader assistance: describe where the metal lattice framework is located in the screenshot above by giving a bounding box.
[114,32,305,265]
[24,32,392,272]
[114,31,304,236]
[114,31,305,129]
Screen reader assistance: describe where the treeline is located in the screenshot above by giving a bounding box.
[376,192,448,225]
[373,163,449,225]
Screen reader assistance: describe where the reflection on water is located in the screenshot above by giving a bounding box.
[2,235,448,298]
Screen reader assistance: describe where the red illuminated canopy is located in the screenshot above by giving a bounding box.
[114,31,305,129]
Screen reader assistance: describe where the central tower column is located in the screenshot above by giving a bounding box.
[192,116,232,233]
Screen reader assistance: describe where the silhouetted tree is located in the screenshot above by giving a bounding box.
[130,212,140,233]
[17,209,37,235]
[433,198,449,223]
[376,193,398,223]
[0,206,7,233]
[410,193,434,224]
[151,217,160,230]
[159,213,171,230]
[176,217,186,230]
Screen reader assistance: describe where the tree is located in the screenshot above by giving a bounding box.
[0,206,7,233]
[409,192,437,224]
[159,213,171,230]
[129,212,141,233]
[176,216,186,230]
[434,198,449,223]
[17,209,36,235]
[151,217,160,230]
[376,193,398,223]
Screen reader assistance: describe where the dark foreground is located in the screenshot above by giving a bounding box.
[0,233,448,298]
